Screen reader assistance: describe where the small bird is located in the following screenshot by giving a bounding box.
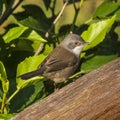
[18,33,87,83]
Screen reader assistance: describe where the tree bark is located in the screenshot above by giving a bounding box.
[11,58,120,120]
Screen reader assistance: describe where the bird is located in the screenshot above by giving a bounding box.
[18,33,87,83]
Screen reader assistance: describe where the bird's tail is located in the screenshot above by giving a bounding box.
[18,70,42,80]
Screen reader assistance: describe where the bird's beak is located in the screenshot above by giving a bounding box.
[83,42,90,46]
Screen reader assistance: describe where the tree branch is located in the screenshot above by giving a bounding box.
[0,0,23,25]
[11,58,120,120]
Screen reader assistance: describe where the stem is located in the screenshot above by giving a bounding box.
[0,88,20,113]
[54,1,68,25]
[5,88,20,106]
[0,92,7,113]
[70,1,80,31]
[34,43,45,56]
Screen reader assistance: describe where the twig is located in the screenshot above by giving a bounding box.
[34,0,69,55]
[45,0,69,38]
[70,1,80,31]
[12,0,24,12]
[34,43,45,56]
[0,88,20,114]
[0,0,23,25]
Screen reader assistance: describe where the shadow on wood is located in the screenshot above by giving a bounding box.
[11,58,120,120]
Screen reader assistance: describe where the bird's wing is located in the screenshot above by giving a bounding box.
[38,46,79,73]
[41,57,77,73]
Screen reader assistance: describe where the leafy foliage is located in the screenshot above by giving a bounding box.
[17,55,46,89]
[0,0,120,119]
[93,1,120,20]
[82,15,116,50]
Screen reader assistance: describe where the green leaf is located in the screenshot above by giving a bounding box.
[82,15,116,50]
[116,8,120,21]
[20,16,46,32]
[2,0,7,8]
[21,30,46,42]
[3,26,28,43]
[42,44,53,56]
[81,54,118,73]
[15,29,46,52]
[115,26,120,40]
[17,80,45,112]
[93,2,120,18]
[2,81,9,93]
[43,0,51,10]
[0,61,9,93]
[79,0,84,8]
[0,61,7,80]
[0,113,15,120]
[9,79,45,112]
[15,39,35,52]
[16,55,47,89]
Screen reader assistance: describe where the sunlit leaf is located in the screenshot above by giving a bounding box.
[0,61,9,93]
[0,61,7,80]
[79,0,84,8]
[16,55,47,89]
[0,113,15,120]
[42,44,53,56]
[82,15,116,50]
[3,26,28,43]
[93,2,120,18]
[21,30,46,42]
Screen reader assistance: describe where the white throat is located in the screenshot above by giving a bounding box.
[72,46,84,57]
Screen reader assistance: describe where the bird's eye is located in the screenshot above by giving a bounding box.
[74,41,81,46]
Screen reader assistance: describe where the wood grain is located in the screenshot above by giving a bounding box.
[11,58,120,120]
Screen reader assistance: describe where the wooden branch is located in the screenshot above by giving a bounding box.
[11,58,120,120]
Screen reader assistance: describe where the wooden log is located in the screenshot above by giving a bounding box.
[11,58,120,120]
